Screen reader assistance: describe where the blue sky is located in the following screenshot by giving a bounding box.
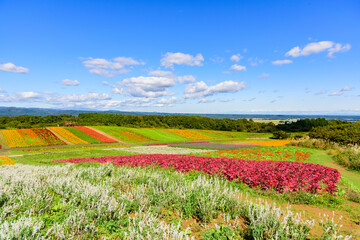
[0,0,359,114]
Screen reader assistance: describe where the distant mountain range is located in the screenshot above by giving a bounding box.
[0,106,359,122]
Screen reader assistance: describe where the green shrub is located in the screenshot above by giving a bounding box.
[272,130,291,139]
[202,226,235,240]
[334,150,360,171]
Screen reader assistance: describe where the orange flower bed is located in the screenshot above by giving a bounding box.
[0,156,15,166]
[1,130,28,148]
[166,129,216,140]
[48,127,89,144]
[232,140,292,147]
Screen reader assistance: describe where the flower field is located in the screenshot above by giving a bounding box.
[58,154,341,194]
[197,149,310,162]
[165,129,216,140]
[48,127,89,144]
[1,128,65,148]
[0,156,15,166]
[73,126,118,143]
[64,127,103,144]
[93,126,156,143]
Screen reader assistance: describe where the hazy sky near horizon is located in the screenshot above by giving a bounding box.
[0,0,359,114]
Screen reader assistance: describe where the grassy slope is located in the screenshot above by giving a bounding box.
[193,129,273,141]
[127,128,190,143]
[65,127,102,144]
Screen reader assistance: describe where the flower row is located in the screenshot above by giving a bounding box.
[73,126,118,143]
[0,156,15,166]
[48,127,89,144]
[58,154,341,195]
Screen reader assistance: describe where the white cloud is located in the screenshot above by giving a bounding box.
[329,91,342,96]
[328,86,353,96]
[52,93,111,102]
[341,86,352,91]
[118,76,176,98]
[230,54,242,62]
[157,96,183,106]
[0,91,42,102]
[230,64,246,71]
[0,62,29,73]
[0,88,5,93]
[285,41,351,58]
[259,73,270,79]
[161,52,204,69]
[328,44,351,58]
[198,98,216,103]
[272,59,293,65]
[148,70,174,78]
[62,79,80,86]
[17,92,40,98]
[184,80,246,99]
[177,75,196,84]
[82,57,143,77]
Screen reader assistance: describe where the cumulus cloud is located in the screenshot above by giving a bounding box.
[259,73,270,79]
[285,41,351,58]
[62,79,80,86]
[230,64,246,71]
[0,62,29,73]
[177,75,196,84]
[117,76,176,98]
[0,91,42,102]
[184,80,246,99]
[272,59,293,65]
[161,52,204,69]
[230,54,242,62]
[82,57,143,77]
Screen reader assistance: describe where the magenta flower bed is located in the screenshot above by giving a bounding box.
[57,154,341,195]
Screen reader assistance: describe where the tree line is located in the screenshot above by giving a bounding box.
[0,113,351,134]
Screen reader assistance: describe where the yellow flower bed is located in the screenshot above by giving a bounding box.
[0,156,15,166]
[165,129,216,140]
[48,127,89,144]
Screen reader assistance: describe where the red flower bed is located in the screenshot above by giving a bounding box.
[57,154,341,195]
[73,127,117,143]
